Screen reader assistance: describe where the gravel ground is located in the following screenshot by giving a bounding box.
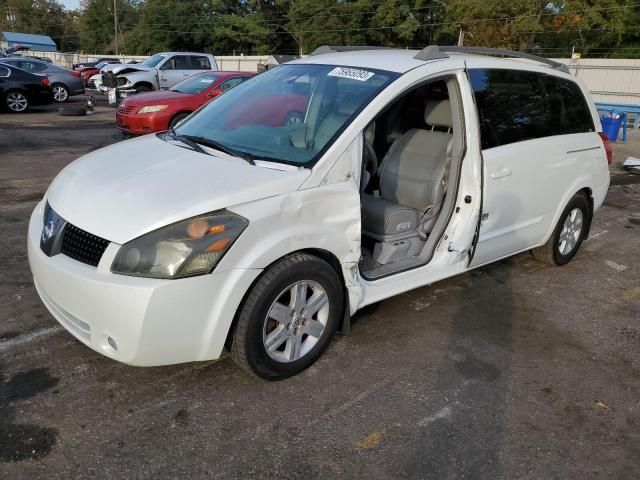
[1,96,639,479]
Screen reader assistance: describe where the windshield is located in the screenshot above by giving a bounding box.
[142,54,166,68]
[174,64,399,165]
[171,73,221,94]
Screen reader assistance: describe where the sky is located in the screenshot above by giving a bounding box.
[60,0,81,10]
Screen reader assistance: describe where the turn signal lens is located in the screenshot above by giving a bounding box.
[206,238,231,252]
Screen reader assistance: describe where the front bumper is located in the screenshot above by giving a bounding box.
[116,111,171,135]
[27,202,261,366]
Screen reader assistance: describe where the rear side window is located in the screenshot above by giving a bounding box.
[21,61,47,73]
[469,69,594,150]
[189,56,211,70]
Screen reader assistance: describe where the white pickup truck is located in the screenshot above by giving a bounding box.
[93,52,218,96]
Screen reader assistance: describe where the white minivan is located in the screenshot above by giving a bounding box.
[28,46,611,379]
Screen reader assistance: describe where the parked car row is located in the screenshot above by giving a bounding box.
[0,57,85,102]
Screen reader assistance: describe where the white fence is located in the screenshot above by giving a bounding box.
[558,58,640,105]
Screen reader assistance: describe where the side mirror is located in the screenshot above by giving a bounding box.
[208,88,223,97]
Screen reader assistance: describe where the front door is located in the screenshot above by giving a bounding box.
[158,55,192,89]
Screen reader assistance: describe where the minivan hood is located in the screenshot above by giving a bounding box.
[46,135,310,244]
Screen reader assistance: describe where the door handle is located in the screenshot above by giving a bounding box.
[490,168,512,179]
[179,73,189,76]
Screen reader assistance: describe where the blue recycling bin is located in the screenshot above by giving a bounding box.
[600,112,624,142]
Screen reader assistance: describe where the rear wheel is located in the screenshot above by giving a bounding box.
[51,83,69,103]
[231,253,343,380]
[4,90,30,112]
[532,193,590,266]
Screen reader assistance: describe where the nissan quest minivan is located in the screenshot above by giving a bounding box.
[28,46,611,379]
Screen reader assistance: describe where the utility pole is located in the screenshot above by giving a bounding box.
[113,0,118,56]
[6,7,16,30]
[457,28,464,47]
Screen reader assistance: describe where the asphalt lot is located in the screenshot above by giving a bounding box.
[1,96,640,479]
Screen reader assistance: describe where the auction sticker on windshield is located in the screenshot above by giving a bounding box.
[328,67,375,82]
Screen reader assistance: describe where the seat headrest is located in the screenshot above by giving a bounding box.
[424,99,452,129]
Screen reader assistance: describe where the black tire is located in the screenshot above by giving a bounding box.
[169,112,190,129]
[532,193,590,266]
[4,90,30,113]
[135,84,152,94]
[51,83,69,103]
[231,253,343,380]
[58,105,86,116]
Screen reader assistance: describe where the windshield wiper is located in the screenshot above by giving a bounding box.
[166,128,211,156]
[180,135,256,166]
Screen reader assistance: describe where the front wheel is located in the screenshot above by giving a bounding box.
[532,193,590,266]
[169,112,190,129]
[231,253,343,380]
[135,84,151,94]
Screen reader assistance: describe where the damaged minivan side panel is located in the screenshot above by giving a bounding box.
[224,137,364,313]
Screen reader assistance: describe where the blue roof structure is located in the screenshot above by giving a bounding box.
[1,32,57,52]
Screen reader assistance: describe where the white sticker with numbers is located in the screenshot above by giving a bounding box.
[327,67,375,82]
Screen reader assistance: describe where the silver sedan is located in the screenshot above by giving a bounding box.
[0,57,85,102]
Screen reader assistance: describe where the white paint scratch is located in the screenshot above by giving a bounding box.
[0,326,63,353]
[418,404,454,426]
[605,260,628,272]
[589,229,608,239]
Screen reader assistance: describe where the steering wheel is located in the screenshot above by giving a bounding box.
[362,137,379,192]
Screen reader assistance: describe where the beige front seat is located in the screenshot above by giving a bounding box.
[361,99,453,241]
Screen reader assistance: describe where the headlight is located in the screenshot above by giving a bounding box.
[138,105,168,114]
[111,211,248,279]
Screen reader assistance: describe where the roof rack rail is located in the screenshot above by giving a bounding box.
[310,45,392,56]
[414,45,569,73]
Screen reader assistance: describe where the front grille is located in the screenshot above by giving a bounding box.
[43,201,52,224]
[60,223,110,267]
[117,103,135,114]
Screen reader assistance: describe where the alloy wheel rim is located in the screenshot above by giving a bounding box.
[7,92,27,111]
[262,280,329,363]
[53,86,68,102]
[558,208,583,255]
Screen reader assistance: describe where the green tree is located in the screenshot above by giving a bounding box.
[77,0,138,54]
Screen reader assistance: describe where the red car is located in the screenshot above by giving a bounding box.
[115,71,255,135]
